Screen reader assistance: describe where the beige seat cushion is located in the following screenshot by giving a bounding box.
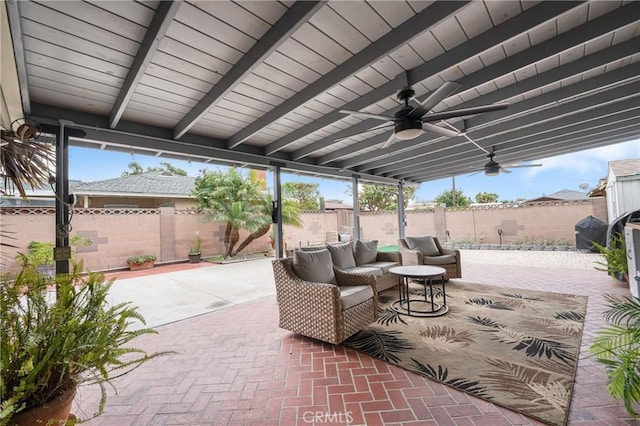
[327,242,357,270]
[405,236,441,256]
[293,249,336,284]
[360,261,400,273]
[354,240,378,265]
[422,254,456,265]
[339,285,373,310]
[342,266,383,277]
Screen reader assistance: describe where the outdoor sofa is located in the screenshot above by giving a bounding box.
[291,240,401,293]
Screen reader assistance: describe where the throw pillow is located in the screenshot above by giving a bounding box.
[404,236,441,256]
[326,242,357,270]
[293,249,336,284]
[354,240,378,265]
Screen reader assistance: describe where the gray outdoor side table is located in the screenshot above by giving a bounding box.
[389,265,448,317]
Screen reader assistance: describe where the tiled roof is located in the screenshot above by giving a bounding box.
[526,189,588,202]
[609,158,640,177]
[324,202,352,210]
[73,171,195,196]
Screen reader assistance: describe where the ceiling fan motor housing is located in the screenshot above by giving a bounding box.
[484,159,501,176]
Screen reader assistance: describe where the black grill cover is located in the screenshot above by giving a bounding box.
[575,215,607,251]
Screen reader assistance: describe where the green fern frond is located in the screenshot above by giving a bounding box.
[589,294,640,418]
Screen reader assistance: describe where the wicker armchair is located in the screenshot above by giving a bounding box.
[272,258,378,345]
[398,236,461,279]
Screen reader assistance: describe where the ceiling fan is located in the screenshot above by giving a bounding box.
[338,81,509,149]
[480,147,542,176]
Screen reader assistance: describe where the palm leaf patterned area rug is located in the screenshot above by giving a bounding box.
[343,281,588,426]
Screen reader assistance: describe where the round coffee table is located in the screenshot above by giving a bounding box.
[389,265,448,317]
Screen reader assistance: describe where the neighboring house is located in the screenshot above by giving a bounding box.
[323,201,352,210]
[602,158,640,222]
[1,172,197,209]
[72,171,197,208]
[0,179,85,207]
[525,189,589,203]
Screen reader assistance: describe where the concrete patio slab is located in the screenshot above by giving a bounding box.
[106,258,275,329]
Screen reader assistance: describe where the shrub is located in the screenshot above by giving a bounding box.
[126,255,157,265]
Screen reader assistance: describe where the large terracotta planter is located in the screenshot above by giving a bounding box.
[128,260,154,271]
[8,385,76,426]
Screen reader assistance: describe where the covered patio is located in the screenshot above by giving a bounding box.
[2,1,639,425]
[2,0,638,260]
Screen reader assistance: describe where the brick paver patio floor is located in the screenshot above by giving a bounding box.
[74,250,638,425]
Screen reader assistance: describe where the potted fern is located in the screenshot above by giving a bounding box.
[589,294,640,418]
[0,261,169,425]
[592,232,629,282]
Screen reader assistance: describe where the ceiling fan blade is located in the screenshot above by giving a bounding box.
[419,82,462,111]
[422,122,460,138]
[339,110,394,122]
[380,132,396,149]
[503,163,543,169]
[500,168,512,174]
[408,82,462,119]
[421,103,509,122]
[333,123,394,142]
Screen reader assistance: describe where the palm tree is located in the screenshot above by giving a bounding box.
[1,127,53,200]
[193,168,303,258]
[232,194,302,256]
[1,126,53,252]
[194,168,262,257]
[204,196,265,257]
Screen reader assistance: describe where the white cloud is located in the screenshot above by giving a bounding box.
[523,139,639,178]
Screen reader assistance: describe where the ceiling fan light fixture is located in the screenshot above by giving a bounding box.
[394,119,423,140]
[395,128,423,140]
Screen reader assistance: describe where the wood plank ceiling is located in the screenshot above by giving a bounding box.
[5,0,640,185]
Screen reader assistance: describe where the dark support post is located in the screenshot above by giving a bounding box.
[55,120,71,275]
[271,162,284,258]
[398,180,406,239]
[352,175,360,241]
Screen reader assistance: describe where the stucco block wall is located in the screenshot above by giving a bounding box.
[1,208,271,273]
[174,212,270,257]
[283,211,337,249]
[75,212,162,270]
[443,200,607,244]
[1,197,607,273]
[403,211,439,242]
[359,212,399,245]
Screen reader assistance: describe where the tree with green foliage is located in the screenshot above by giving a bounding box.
[192,168,301,257]
[346,184,416,211]
[475,192,499,203]
[122,161,187,177]
[434,189,471,207]
[282,182,320,210]
[234,193,302,255]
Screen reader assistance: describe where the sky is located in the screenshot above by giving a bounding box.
[69,139,639,204]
